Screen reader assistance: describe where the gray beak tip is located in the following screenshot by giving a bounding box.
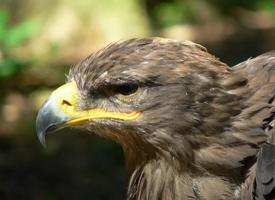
[37,131,47,148]
[36,96,68,148]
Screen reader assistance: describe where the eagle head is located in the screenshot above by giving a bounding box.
[36,38,242,169]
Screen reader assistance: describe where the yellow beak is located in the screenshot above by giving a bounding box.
[36,81,140,147]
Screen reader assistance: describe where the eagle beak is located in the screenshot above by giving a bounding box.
[36,96,68,147]
[36,82,77,147]
[36,81,140,147]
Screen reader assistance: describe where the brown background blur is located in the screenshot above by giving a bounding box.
[0,0,275,199]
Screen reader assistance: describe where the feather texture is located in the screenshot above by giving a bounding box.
[65,38,275,199]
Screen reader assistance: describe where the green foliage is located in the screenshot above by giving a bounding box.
[0,10,37,78]
[146,0,191,29]
[146,0,275,30]
[153,2,187,27]
[0,58,22,77]
[0,10,37,47]
[257,0,275,11]
[208,0,275,14]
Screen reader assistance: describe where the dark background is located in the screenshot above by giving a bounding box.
[0,0,275,199]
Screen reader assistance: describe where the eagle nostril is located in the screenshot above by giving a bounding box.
[61,99,72,107]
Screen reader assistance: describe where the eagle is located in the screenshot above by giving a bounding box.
[36,38,275,200]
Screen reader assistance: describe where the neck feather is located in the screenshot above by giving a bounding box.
[125,151,244,200]
[127,156,194,200]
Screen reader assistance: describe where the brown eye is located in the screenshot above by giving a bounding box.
[115,84,140,102]
[116,84,139,96]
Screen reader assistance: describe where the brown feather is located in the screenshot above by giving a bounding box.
[67,38,275,199]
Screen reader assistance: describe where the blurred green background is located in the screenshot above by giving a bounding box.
[0,0,275,199]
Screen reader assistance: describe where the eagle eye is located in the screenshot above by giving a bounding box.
[115,84,139,96]
[114,83,140,102]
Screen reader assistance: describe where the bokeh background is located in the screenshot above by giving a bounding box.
[0,0,275,199]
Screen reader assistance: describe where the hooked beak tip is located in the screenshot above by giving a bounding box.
[37,131,47,148]
[36,96,68,148]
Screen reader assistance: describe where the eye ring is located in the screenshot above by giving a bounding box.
[114,83,140,102]
[115,84,139,96]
